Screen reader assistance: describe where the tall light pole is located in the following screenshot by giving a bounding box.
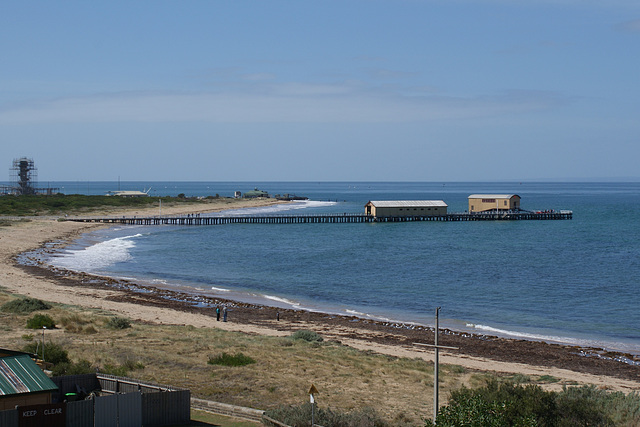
[42,326,46,362]
[434,307,440,421]
[413,307,458,424]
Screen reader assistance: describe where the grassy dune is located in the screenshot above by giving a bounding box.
[0,194,220,216]
[0,290,483,424]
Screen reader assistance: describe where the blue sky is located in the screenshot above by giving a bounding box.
[1,1,639,182]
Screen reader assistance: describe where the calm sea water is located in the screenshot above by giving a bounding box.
[45,182,640,353]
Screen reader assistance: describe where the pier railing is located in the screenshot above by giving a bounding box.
[64,210,572,225]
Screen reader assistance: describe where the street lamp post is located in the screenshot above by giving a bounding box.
[413,308,459,424]
[42,326,47,362]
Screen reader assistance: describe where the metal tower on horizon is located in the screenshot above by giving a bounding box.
[10,157,38,195]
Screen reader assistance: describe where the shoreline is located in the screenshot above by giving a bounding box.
[34,245,640,359]
[1,203,640,393]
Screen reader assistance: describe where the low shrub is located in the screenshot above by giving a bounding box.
[52,359,96,377]
[83,325,98,334]
[99,360,144,376]
[26,313,56,329]
[434,380,640,426]
[106,316,131,329]
[291,329,323,342]
[207,352,256,367]
[265,403,390,427]
[22,341,70,365]
[102,363,129,377]
[1,297,51,314]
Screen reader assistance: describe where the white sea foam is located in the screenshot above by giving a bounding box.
[344,309,404,323]
[211,286,231,292]
[262,294,301,308]
[466,323,585,346]
[211,200,338,216]
[51,234,142,272]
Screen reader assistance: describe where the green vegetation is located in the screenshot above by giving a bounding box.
[2,290,640,425]
[189,409,261,427]
[101,359,146,376]
[59,313,99,334]
[106,316,132,330]
[290,329,324,342]
[23,341,70,366]
[26,313,56,329]
[0,194,209,216]
[207,352,256,367]
[265,403,393,427]
[1,297,51,313]
[435,379,640,426]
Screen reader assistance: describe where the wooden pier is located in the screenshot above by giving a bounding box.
[64,211,572,225]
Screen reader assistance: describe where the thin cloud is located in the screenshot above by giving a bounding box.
[0,84,568,125]
[615,19,640,33]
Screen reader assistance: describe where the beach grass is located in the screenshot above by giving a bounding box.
[0,291,479,424]
[2,289,631,424]
[188,409,261,426]
[0,194,232,216]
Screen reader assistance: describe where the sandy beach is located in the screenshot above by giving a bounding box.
[1,199,639,395]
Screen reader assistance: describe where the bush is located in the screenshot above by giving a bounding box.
[22,341,70,365]
[26,313,56,329]
[1,297,51,314]
[291,329,323,342]
[207,352,256,367]
[52,359,97,377]
[102,363,130,377]
[434,380,640,426]
[106,316,131,329]
[555,386,614,427]
[265,403,390,427]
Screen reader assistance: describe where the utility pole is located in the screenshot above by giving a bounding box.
[414,307,458,424]
[42,326,46,362]
[434,306,440,421]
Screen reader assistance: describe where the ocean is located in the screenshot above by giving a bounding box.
[41,181,640,354]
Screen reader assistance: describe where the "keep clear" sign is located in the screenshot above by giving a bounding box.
[18,402,66,427]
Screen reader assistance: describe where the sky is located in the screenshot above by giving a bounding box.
[1,1,639,182]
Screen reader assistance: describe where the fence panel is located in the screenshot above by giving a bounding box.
[94,394,117,427]
[142,390,190,427]
[117,392,142,427]
[0,408,18,427]
[66,399,93,427]
[53,374,101,395]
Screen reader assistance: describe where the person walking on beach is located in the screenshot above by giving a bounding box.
[223,307,227,322]
[216,307,220,321]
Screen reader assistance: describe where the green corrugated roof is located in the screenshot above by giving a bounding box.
[0,354,57,396]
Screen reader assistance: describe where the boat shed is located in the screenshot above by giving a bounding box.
[365,200,448,217]
[0,349,58,411]
[468,194,521,213]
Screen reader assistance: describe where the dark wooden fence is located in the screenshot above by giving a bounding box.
[0,374,189,427]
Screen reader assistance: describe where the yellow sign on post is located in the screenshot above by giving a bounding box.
[309,384,319,425]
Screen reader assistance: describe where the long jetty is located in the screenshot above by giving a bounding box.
[64,211,572,225]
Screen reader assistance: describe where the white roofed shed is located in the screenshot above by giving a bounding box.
[365,200,448,217]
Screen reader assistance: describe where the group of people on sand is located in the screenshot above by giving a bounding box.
[215,306,227,322]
